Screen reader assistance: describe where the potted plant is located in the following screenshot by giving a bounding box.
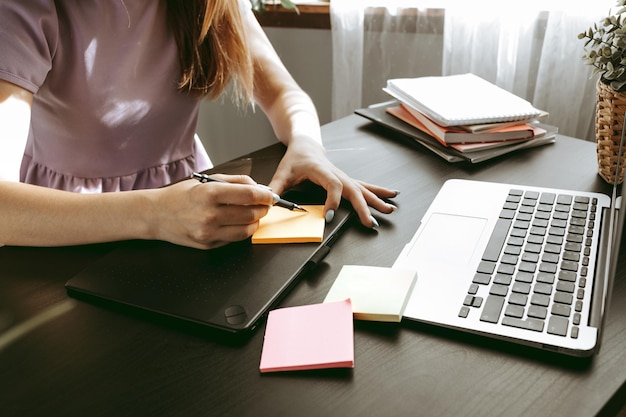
[579,0,626,184]
[250,0,298,13]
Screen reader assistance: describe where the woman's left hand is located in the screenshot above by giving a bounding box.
[240,4,397,227]
[267,138,398,228]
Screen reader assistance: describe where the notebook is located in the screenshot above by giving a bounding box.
[65,144,353,339]
[383,73,544,127]
[355,102,557,164]
[386,103,544,146]
[392,126,625,357]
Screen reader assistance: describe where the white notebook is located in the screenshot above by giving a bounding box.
[383,73,544,127]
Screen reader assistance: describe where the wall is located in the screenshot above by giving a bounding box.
[196,27,333,166]
[196,25,444,166]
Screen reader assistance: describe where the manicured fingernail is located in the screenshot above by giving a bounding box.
[392,190,401,197]
[325,209,335,223]
[369,215,379,229]
[388,203,398,211]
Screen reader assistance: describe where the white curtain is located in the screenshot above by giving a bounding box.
[331,0,613,140]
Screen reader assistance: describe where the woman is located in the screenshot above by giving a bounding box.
[0,0,397,249]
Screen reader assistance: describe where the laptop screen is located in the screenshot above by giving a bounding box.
[596,110,626,352]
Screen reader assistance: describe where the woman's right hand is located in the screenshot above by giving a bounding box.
[148,174,275,249]
[0,81,274,250]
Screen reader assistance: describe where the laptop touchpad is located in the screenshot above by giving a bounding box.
[407,213,487,266]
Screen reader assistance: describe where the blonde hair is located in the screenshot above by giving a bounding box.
[166,0,254,104]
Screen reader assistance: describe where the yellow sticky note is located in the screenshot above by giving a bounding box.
[252,205,325,244]
[324,265,417,322]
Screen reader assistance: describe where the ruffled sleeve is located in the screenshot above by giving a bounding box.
[0,0,59,93]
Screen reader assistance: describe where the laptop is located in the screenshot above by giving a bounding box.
[65,144,353,339]
[393,123,625,357]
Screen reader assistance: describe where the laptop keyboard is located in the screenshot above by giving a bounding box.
[459,188,597,339]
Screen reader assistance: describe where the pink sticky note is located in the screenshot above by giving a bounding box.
[259,299,354,373]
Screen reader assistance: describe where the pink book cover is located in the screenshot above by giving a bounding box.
[387,104,538,145]
[259,299,354,373]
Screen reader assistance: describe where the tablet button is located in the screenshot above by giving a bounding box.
[224,305,247,325]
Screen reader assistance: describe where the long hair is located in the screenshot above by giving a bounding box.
[166,0,254,104]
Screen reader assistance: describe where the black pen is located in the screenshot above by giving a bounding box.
[191,172,307,212]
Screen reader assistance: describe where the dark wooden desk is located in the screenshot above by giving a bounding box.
[2,115,626,417]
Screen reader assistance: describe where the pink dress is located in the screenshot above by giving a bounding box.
[0,0,214,192]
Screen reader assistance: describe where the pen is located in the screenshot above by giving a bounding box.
[191,172,307,212]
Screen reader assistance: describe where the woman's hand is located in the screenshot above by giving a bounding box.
[149,174,274,249]
[240,6,397,228]
[267,139,399,229]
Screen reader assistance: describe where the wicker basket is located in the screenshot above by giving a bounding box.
[596,80,626,184]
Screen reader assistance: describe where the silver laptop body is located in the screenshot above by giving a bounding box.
[394,135,624,357]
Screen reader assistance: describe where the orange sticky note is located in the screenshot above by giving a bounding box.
[259,299,354,373]
[252,205,325,244]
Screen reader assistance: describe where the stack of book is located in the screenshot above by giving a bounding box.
[356,73,558,163]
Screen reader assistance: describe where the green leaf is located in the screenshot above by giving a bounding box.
[250,0,300,14]
[280,0,299,10]
[611,79,626,91]
[249,0,263,12]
